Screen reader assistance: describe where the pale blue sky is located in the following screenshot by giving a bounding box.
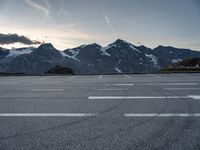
[0,0,200,50]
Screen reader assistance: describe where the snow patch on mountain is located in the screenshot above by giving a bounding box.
[118,59,121,64]
[117,40,141,53]
[68,49,80,58]
[139,58,143,64]
[6,49,33,58]
[145,54,158,67]
[60,51,79,61]
[101,46,111,57]
[115,67,122,73]
[171,59,182,63]
[128,44,141,53]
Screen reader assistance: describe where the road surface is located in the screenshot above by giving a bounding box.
[0,73,200,150]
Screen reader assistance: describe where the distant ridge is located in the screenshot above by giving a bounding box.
[161,58,200,73]
[171,58,200,68]
[0,39,200,75]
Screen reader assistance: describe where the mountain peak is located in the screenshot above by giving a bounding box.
[114,39,129,44]
[90,43,101,47]
[38,43,55,50]
[157,45,177,49]
[83,43,101,49]
[157,45,166,48]
[32,43,62,58]
[111,39,137,47]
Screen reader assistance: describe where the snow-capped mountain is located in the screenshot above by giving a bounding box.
[0,39,200,74]
[62,39,159,73]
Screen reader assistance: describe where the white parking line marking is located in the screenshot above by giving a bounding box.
[147,74,162,79]
[188,95,200,100]
[98,75,103,79]
[143,83,198,86]
[32,82,60,84]
[164,88,199,90]
[69,76,79,79]
[36,77,48,80]
[88,96,189,100]
[104,84,135,86]
[124,74,130,78]
[124,113,200,117]
[118,83,134,86]
[31,89,64,92]
[1,82,20,84]
[0,113,97,117]
[94,89,127,91]
[89,95,200,100]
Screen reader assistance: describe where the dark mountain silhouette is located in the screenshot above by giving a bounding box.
[0,39,200,74]
[45,65,74,75]
[171,58,200,67]
[161,58,200,73]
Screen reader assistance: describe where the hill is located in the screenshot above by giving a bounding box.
[160,58,200,73]
[45,65,74,75]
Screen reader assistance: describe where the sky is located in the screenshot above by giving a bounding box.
[0,0,200,50]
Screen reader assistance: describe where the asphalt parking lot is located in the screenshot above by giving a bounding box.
[0,73,200,150]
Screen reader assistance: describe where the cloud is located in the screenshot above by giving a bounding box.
[23,0,50,17]
[104,14,117,39]
[0,33,41,45]
[44,0,51,8]
[0,21,110,49]
[58,0,70,16]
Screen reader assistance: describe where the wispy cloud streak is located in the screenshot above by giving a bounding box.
[23,0,50,18]
[44,0,51,9]
[58,0,70,16]
[104,14,117,39]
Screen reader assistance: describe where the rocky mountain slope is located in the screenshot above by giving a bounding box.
[0,39,200,74]
[160,58,200,73]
